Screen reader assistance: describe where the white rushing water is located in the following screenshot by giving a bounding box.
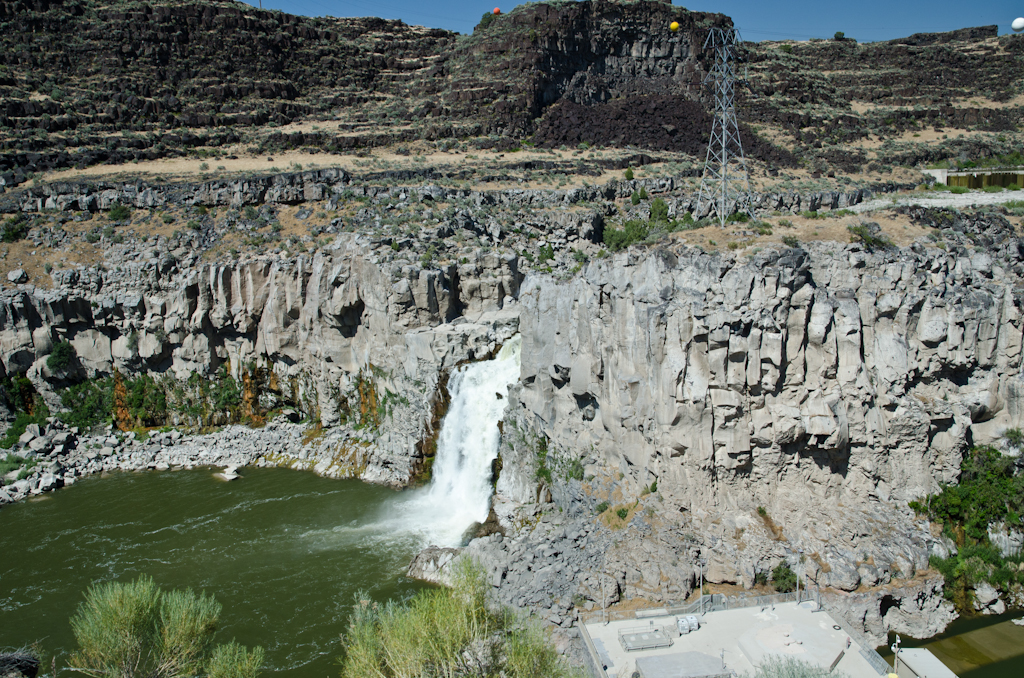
[395,335,521,547]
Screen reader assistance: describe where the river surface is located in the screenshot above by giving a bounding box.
[0,468,431,676]
[879,609,1024,677]
[0,337,523,676]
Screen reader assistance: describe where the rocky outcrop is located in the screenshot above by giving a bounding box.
[493,216,1024,598]
[827,575,955,646]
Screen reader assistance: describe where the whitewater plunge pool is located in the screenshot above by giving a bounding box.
[0,468,433,676]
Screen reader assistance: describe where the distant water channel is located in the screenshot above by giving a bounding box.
[879,610,1024,677]
[0,468,431,677]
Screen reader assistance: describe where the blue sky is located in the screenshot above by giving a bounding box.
[239,0,1021,41]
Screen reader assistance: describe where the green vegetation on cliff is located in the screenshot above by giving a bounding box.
[909,445,1024,609]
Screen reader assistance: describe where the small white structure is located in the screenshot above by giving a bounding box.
[1012,17,1024,33]
[215,465,240,481]
[896,648,959,678]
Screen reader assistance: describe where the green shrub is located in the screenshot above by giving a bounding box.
[623,168,634,180]
[1007,183,1021,191]
[339,560,580,678]
[59,379,115,430]
[243,206,259,221]
[1,214,28,242]
[46,340,76,373]
[69,575,263,678]
[753,570,769,587]
[603,219,649,251]
[771,563,797,593]
[630,191,640,206]
[108,203,131,221]
[0,375,49,449]
[753,656,849,678]
[650,198,669,222]
[833,31,845,40]
[616,507,629,520]
[534,437,551,483]
[982,185,1004,193]
[950,186,969,194]
[537,244,555,264]
[476,10,497,30]
[595,501,609,514]
[847,224,893,251]
[638,187,648,200]
[0,453,35,476]
[800,210,819,219]
[1006,428,1024,449]
[780,44,793,54]
[781,236,800,248]
[918,445,1024,543]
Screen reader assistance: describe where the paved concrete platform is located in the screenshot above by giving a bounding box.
[584,601,883,678]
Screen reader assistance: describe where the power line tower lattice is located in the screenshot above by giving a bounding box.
[696,27,753,226]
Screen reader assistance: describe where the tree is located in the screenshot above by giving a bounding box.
[46,340,76,373]
[833,31,845,40]
[771,563,797,593]
[69,575,263,678]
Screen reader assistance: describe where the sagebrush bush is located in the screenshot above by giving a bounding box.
[339,561,580,678]
[69,575,263,678]
[749,656,849,678]
[108,203,131,221]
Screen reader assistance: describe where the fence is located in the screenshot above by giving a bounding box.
[577,589,892,677]
[578,622,607,678]
[816,601,892,676]
[946,170,1024,189]
[580,591,799,624]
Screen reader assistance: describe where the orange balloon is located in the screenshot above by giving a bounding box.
[493,7,500,14]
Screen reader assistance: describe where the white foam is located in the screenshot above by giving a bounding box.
[392,335,521,547]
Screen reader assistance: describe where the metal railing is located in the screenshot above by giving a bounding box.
[577,622,607,678]
[580,591,801,624]
[817,602,892,676]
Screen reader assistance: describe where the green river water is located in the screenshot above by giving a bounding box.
[879,609,1024,677]
[0,467,432,677]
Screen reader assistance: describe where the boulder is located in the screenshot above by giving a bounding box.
[973,582,1006,615]
[407,546,461,586]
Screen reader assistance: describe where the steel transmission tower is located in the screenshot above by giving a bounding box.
[696,27,752,226]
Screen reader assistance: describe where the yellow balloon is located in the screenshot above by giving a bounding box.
[670,21,680,32]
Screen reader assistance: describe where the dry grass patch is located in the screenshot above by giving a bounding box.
[599,502,639,530]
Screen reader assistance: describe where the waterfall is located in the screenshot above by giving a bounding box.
[399,335,521,547]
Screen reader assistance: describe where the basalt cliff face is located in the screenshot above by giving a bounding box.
[3,174,1023,643]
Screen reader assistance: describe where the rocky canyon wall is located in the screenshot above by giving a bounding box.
[496,211,1024,599]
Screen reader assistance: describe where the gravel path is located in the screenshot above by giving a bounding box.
[852,189,1024,214]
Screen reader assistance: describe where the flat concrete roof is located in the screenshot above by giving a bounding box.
[584,601,884,678]
[898,648,958,678]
